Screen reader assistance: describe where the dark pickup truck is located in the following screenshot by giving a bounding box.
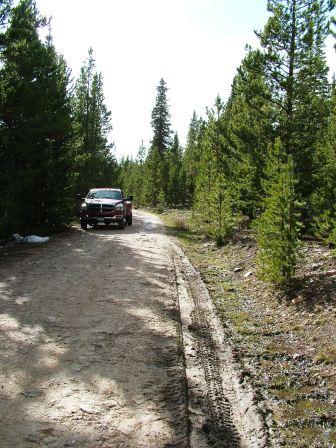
[79,188,133,230]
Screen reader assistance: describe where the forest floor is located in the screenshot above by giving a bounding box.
[161,209,336,448]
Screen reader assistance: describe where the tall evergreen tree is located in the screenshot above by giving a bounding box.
[256,138,302,284]
[312,83,336,240]
[143,146,164,206]
[145,78,173,203]
[0,0,12,47]
[73,48,117,194]
[227,48,275,218]
[151,78,172,156]
[167,132,184,206]
[194,97,236,242]
[0,0,74,233]
[132,142,147,206]
[183,111,206,206]
[257,0,334,201]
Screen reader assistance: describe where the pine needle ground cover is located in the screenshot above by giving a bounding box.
[161,209,336,448]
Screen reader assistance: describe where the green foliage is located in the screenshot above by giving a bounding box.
[143,145,164,206]
[73,48,117,195]
[118,143,147,206]
[193,97,236,243]
[256,139,302,284]
[313,211,336,245]
[183,111,206,206]
[0,0,12,41]
[312,86,336,241]
[166,133,185,206]
[155,188,167,214]
[257,0,334,202]
[151,78,173,156]
[0,0,74,234]
[227,49,275,218]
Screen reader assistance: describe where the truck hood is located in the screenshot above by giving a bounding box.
[85,198,123,205]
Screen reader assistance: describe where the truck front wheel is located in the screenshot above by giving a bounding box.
[81,221,88,230]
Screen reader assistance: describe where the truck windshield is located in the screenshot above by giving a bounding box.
[87,190,122,200]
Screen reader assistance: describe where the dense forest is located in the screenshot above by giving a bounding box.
[0,0,118,234]
[1,0,335,284]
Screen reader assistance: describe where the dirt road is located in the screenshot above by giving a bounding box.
[0,211,269,448]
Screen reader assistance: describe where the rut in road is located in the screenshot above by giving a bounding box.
[174,245,271,448]
[191,311,241,448]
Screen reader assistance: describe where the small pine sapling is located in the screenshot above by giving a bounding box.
[256,138,302,285]
[156,188,167,214]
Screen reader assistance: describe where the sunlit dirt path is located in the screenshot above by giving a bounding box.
[0,211,189,448]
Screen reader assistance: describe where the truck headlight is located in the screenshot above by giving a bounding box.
[115,203,124,211]
[81,202,88,210]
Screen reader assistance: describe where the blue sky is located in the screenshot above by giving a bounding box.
[35,0,335,158]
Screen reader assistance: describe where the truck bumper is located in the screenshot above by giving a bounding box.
[81,215,124,225]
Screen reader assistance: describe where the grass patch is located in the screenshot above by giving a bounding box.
[283,426,332,447]
[314,346,336,364]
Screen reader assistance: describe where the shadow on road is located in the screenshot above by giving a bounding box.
[0,212,189,447]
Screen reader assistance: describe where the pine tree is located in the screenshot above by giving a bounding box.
[256,138,302,284]
[194,97,235,243]
[0,0,12,47]
[227,48,275,218]
[156,188,167,213]
[143,146,164,206]
[118,143,147,207]
[73,48,117,194]
[151,78,172,156]
[257,0,334,201]
[118,156,137,197]
[133,142,147,206]
[312,84,336,241]
[37,37,75,227]
[183,111,206,206]
[146,78,173,202]
[167,132,184,206]
[0,0,73,233]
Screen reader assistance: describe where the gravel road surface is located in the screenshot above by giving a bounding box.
[0,211,270,448]
[0,212,189,448]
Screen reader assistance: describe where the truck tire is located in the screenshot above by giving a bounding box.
[81,221,88,230]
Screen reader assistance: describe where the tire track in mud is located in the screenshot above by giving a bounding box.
[190,313,241,448]
[173,244,271,448]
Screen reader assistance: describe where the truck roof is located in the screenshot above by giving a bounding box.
[89,188,121,191]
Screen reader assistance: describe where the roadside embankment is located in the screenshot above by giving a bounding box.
[162,209,336,448]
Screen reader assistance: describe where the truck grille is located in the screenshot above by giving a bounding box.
[102,204,115,212]
[87,204,101,211]
[87,204,115,212]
